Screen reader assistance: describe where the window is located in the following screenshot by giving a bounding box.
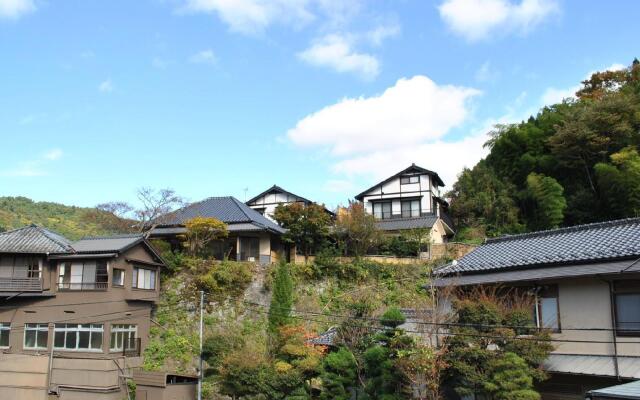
[400,175,419,185]
[401,199,420,218]
[110,324,137,351]
[0,256,41,279]
[536,286,560,332]
[113,269,125,287]
[372,202,392,220]
[54,324,103,351]
[58,260,108,290]
[0,323,9,348]
[614,281,640,335]
[24,323,48,350]
[132,267,156,290]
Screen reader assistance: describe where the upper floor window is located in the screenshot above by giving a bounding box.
[614,280,640,336]
[373,202,392,220]
[0,323,9,348]
[58,261,108,290]
[0,256,41,279]
[132,267,156,290]
[401,199,420,218]
[400,175,419,185]
[536,286,560,332]
[24,323,48,350]
[113,268,125,287]
[54,323,103,351]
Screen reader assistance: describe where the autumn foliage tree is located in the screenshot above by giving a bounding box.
[183,216,228,256]
[334,201,381,257]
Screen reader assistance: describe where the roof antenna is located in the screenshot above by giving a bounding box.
[243,187,248,202]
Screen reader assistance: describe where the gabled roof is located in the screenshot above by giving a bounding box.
[354,164,445,201]
[157,196,286,234]
[72,234,145,254]
[375,215,439,231]
[0,225,74,254]
[246,185,313,206]
[438,218,640,277]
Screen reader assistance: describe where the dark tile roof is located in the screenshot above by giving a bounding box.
[0,225,74,254]
[246,185,314,206]
[307,327,338,346]
[72,234,144,253]
[375,215,439,231]
[439,218,640,276]
[159,196,285,234]
[355,164,445,201]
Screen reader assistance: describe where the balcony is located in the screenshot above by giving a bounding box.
[57,282,108,291]
[0,277,43,291]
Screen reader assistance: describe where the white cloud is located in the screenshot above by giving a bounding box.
[181,0,314,35]
[0,0,36,20]
[366,23,400,46]
[475,61,499,82]
[298,34,380,79]
[1,148,63,177]
[98,79,113,93]
[287,75,480,156]
[189,49,217,65]
[438,0,558,41]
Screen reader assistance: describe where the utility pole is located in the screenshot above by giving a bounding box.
[198,290,204,400]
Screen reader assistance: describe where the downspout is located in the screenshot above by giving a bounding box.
[606,280,621,381]
[47,324,55,396]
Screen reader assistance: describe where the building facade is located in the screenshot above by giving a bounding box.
[435,218,640,399]
[354,164,454,244]
[246,184,333,223]
[0,225,165,400]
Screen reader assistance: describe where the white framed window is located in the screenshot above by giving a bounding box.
[24,323,48,350]
[535,286,560,332]
[0,323,10,348]
[54,324,103,351]
[400,175,419,184]
[132,267,156,290]
[110,324,137,351]
[113,268,125,287]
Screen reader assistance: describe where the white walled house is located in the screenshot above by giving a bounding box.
[247,185,333,223]
[354,164,454,244]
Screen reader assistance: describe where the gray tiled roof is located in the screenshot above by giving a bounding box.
[0,225,74,254]
[375,215,439,231]
[439,218,640,276]
[159,196,285,234]
[72,234,144,253]
[587,376,640,397]
[307,327,338,346]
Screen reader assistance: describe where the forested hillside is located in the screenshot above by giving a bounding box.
[449,59,640,240]
[0,196,129,240]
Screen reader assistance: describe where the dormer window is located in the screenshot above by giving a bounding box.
[400,175,419,184]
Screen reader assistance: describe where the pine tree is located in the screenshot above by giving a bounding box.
[268,261,294,334]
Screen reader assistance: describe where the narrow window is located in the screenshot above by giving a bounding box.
[24,323,48,350]
[0,323,10,348]
[614,280,640,336]
[400,175,419,185]
[110,324,137,351]
[113,269,125,287]
[536,286,560,332]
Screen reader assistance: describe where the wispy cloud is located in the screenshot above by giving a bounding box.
[0,0,36,20]
[438,0,559,42]
[366,23,400,47]
[98,79,114,93]
[1,148,64,177]
[298,34,379,80]
[189,49,217,65]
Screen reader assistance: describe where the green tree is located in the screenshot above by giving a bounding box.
[268,261,294,335]
[320,348,358,400]
[483,352,540,400]
[273,203,332,263]
[183,216,228,256]
[595,146,640,218]
[525,173,567,230]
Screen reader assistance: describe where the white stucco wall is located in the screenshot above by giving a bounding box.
[361,173,435,218]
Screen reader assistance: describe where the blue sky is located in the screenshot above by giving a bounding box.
[0,0,637,210]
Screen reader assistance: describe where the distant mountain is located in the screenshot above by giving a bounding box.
[0,196,133,240]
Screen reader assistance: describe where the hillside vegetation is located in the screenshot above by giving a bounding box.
[0,196,129,240]
[450,59,640,241]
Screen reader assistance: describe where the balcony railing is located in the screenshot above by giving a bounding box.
[0,277,43,291]
[123,337,142,357]
[57,282,108,291]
